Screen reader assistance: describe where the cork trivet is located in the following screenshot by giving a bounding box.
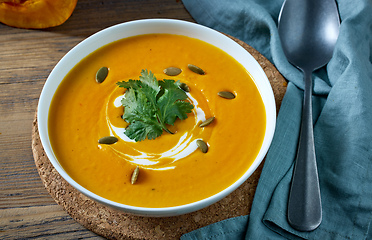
[32,36,287,240]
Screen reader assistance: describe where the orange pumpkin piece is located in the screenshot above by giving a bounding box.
[0,0,77,29]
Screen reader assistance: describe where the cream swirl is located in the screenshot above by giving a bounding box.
[104,91,206,170]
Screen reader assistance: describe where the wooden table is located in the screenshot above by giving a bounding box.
[0,1,194,239]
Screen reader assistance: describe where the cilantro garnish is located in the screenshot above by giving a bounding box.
[117,70,194,142]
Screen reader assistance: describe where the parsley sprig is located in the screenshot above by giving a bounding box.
[117,70,194,142]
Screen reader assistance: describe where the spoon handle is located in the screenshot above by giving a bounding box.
[287,70,322,231]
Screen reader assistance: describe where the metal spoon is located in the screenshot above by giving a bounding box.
[278,0,340,232]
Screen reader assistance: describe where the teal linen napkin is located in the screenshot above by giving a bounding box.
[181,0,372,239]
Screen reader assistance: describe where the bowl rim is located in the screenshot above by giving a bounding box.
[38,18,276,217]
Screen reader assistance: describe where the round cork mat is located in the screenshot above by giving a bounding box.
[32,36,287,240]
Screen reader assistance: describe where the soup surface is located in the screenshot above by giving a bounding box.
[48,34,266,208]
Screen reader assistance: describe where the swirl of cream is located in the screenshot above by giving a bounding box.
[105,91,206,171]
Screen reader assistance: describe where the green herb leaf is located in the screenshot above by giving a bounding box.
[158,79,193,125]
[117,70,194,142]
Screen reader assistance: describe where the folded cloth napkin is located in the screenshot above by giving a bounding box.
[181,0,372,239]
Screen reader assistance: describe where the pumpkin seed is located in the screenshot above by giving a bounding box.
[188,64,205,75]
[196,139,208,153]
[163,67,182,76]
[98,136,118,145]
[199,117,215,127]
[179,82,190,92]
[96,66,109,83]
[218,91,235,99]
[131,166,140,184]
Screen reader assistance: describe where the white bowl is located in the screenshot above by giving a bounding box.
[38,19,276,217]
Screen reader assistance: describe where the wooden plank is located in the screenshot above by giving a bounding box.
[0,205,104,239]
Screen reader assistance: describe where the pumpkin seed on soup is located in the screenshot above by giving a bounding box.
[218,91,235,99]
[98,136,118,145]
[196,140,208,153]
[164,67,182,76]
[131,166,140,184]
[188,64,205,75]
[96,66,109,83]
[179,82,190,92]
[199,117,215,127]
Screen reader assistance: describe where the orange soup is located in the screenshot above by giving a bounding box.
[48,34,266,208]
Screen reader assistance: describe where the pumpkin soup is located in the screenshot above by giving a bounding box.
[48,34,266,208]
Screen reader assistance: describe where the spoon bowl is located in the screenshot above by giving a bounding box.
[279,0,340,72]
[278,0,340,232]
